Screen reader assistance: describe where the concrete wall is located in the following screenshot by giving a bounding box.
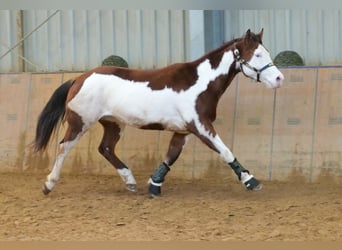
[0,68,341,182]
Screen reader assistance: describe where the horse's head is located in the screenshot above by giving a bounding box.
[234,29,284,88]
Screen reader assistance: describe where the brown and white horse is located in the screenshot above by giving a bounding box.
[33,29,284,197]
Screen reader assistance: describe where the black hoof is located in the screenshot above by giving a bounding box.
[244,177,262,191]
[42,184,51,195]
[148,183,161,198]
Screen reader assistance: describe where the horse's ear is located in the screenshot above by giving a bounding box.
[257,28,264,40]
[244,29,252,43]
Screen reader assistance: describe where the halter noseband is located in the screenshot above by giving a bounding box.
[233,44,274,82]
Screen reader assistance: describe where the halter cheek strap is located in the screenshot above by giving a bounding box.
[233,46,274,82]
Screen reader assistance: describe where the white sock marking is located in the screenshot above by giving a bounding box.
[117,168,136,185]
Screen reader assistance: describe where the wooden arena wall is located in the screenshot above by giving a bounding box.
[0,67,341,182]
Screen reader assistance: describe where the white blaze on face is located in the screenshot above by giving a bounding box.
[244,44,284,88]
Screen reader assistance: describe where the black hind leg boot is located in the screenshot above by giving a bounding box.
[229,158,262,190]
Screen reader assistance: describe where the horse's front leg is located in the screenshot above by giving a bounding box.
[193,123,262,191]
[148,132,188,197]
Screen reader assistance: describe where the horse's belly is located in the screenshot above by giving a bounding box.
[110,104,187,131]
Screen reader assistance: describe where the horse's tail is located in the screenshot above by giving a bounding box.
[33,79,74,152]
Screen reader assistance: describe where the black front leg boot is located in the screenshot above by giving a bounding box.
[148,162,170,197]
[229,158,262,191]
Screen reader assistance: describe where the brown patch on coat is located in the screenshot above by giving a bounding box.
[61,109,84,143]
[66,63,199,100]
[194,30,263,124]
[186,121,219,153]
[140,123,165,130]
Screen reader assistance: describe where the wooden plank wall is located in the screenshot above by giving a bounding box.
[0,68,341,182]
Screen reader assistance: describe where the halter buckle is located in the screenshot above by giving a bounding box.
[234,49,240,57]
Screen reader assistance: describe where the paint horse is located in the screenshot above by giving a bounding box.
[33,29,284,197]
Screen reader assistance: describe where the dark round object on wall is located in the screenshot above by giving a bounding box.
[102,55,129,68]
[274,51,305,66]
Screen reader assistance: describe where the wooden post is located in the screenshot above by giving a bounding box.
[16,10,25,72]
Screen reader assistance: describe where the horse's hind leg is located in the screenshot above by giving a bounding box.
[98,119,136,192]
[148,132,188,197]
[43,121,86,195]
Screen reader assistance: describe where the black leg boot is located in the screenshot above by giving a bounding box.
[148,162,170,197]
[229,158,262,190]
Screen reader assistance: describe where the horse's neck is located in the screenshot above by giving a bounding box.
[193,48,238,97]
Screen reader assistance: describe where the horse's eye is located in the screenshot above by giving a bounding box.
[255,53,262,58]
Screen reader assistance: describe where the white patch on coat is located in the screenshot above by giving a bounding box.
[68,51,236,132]
[45,134,83,191]
[193,120,235,163]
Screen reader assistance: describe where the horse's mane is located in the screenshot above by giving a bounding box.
[194,31,262,64]
[194,37,240,64]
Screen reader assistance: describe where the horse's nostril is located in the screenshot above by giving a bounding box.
[276,76,283,82]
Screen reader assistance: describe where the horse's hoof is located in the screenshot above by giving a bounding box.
[148,183,161,198]
[126,184,137,192]
[244,177,262,191]
[149,193,160,199]
[42,184,51,195]
[252,183,263,191]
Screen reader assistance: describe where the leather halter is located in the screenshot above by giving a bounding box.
[233,44,274,82]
